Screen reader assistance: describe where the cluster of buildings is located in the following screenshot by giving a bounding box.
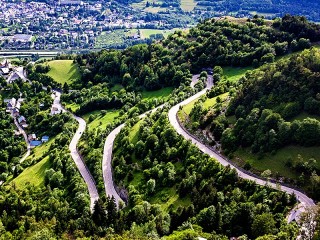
[0,0,178,50]
[28,133,49,147]
[4,97,49,148]
[0,59,26,84]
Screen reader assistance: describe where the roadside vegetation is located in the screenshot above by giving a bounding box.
[1,14,320,239]
[182,48,320,200]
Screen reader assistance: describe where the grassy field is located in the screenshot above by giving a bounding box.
[179,92,229,120]
[13,157,51,189]
[129,120,142,144]
[141,87,173,101]
[140,29,175,39]
[83,109,120,131]
[12,138,54,189]
[144,6,166,13]
[149,187,191,211]
[95,29,138,48]
[65,102,80,112]
[203,92,229,109]
[180,0,196,11]
[222,66,254,82]
[235,145,320,180]
[46,60,80,84]
[131,0,149,9]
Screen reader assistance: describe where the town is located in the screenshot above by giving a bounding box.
[0,0,197,50]
[2,0,320,51]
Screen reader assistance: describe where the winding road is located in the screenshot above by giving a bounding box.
[168,87,315,221]
[102,76,211,207]
[102,74,315,225]
[13,117,31,163]
[103,103,166,207]
[52,91,99,211]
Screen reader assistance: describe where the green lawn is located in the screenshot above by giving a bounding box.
[12,138,54,189]
[235,145,320,180]
[203,92,229,109]
[140,29,174,39]
[222,66,254,82]
[129,120,142,144]
[144,6,166,13]
[13,157,51,189]
[131,0,148,9]
[149,187,191,211]
[141,87,174,101]
[65,102,80,112]
[179,92,229,119]
[83,109,120,131]
[46,60,81,84]
[180,0,196,11]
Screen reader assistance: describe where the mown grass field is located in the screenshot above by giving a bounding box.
[65,102,80,112]
[140,29,175,39]
[141,87,174,101]
[144,6,166,13]
[83,109,120,131]
[129,120,142,144]
[13,157,51,189]
[235,145,320,180]
[223,66,254,82]
[180,0,196,11]
[46,60,80,84]
[203,92,229,109]
[178,92,229,122]
[13,138,54,189]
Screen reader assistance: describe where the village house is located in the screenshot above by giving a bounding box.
[12,107,20,117]
[51,104,61,115]
[7,72,21,84]
[41,136,49,143]
[6,98,16,110]
[12,34,33,43]
[0,67,9,76]
[28,133,37,141]
[30,140,42,147]
[18,115,26,125]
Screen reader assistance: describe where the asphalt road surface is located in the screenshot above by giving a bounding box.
[53,91,99,211]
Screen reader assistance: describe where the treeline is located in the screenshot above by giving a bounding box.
[77,81,201,195]
[0,120,94,239]
[194,48,320,155]
[111,108,298,239]
[72,15,317,91]
[195,0,320,23]
[223,48,320,151]
[0,97,25,183]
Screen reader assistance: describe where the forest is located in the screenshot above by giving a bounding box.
[1,14,320,239]
[184,48,320,200]
[61,15,318,93]
[111,108,298,239]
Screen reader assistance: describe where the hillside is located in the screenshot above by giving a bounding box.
[70,14,319,93]
[184,48,320,199]
[2,14,320,240]
[45,60,81,85]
